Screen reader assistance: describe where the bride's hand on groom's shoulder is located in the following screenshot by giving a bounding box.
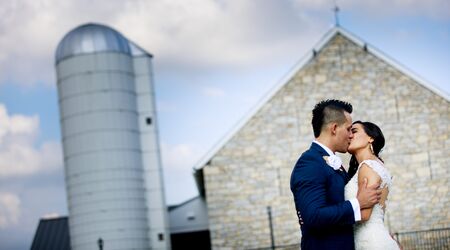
[357,178,382,209]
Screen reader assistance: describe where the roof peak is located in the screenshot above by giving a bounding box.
[193,26,449,172]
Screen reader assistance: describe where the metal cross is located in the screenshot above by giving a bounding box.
[333,0,340,26]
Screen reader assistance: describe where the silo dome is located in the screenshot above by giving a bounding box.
[55,23,131,64]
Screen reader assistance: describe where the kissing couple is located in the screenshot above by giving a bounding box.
[290,99,400,250]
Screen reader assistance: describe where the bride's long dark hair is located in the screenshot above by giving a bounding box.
[348,121,385,178]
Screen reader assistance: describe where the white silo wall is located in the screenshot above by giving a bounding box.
[133,55,171,250]
[57,52,150,250]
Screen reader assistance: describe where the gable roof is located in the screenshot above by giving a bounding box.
[193,26,450,172]
[168,196,209,234]
[31,217,70,250]
[168,195,202,211]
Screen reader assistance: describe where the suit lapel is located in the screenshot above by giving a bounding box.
[310,142,350,181]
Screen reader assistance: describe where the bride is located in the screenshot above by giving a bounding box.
[345,121,400,250]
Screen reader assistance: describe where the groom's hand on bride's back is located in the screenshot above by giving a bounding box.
[356,178,382,209]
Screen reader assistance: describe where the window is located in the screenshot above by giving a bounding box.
[187,212,195,221]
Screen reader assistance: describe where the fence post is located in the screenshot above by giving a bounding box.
[267,206,275,250]
[98,237,103,250]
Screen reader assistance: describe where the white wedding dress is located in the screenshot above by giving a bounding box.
[344,159,399,250]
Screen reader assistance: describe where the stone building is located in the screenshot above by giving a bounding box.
[193,27,450,249]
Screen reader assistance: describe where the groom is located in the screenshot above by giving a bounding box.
[290,99,381,250]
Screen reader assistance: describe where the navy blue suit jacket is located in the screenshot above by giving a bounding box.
[290,143,355,250]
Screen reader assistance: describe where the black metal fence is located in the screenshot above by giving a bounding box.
[394,228,450,250]
[245,228,450,250]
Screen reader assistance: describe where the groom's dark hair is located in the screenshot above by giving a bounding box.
[312,99,353,137]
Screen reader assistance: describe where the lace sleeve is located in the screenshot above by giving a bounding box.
[360,160,392,188]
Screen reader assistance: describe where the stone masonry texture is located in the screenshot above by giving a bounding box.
[202,32,450,249]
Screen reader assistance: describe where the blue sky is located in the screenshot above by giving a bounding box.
[0,0,449,249]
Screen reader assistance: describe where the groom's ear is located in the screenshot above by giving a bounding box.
[330,122,338,135]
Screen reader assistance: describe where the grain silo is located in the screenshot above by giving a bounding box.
[55,23,170,250]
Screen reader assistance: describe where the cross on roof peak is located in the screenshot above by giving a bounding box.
[333,0,340,27]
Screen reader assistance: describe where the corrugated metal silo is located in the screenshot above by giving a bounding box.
[55,23,170,250]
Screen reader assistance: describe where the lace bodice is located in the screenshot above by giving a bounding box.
[364,160,392,189]
[345,159,392,221]
[344,159,399,250]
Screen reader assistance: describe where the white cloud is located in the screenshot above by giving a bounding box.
[160,142,204,204]
[0,107,38,145]
[0,104,62,177]
[116,0,327,69]
[0,0,327,86]
[292,0,450,20]
[0,0,127,86]
[202,87,226,98]
[160,143,203,171]
[0,192,21,229]
[0,0,448,87]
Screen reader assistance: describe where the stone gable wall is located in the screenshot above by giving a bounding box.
[203,33,450,249]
